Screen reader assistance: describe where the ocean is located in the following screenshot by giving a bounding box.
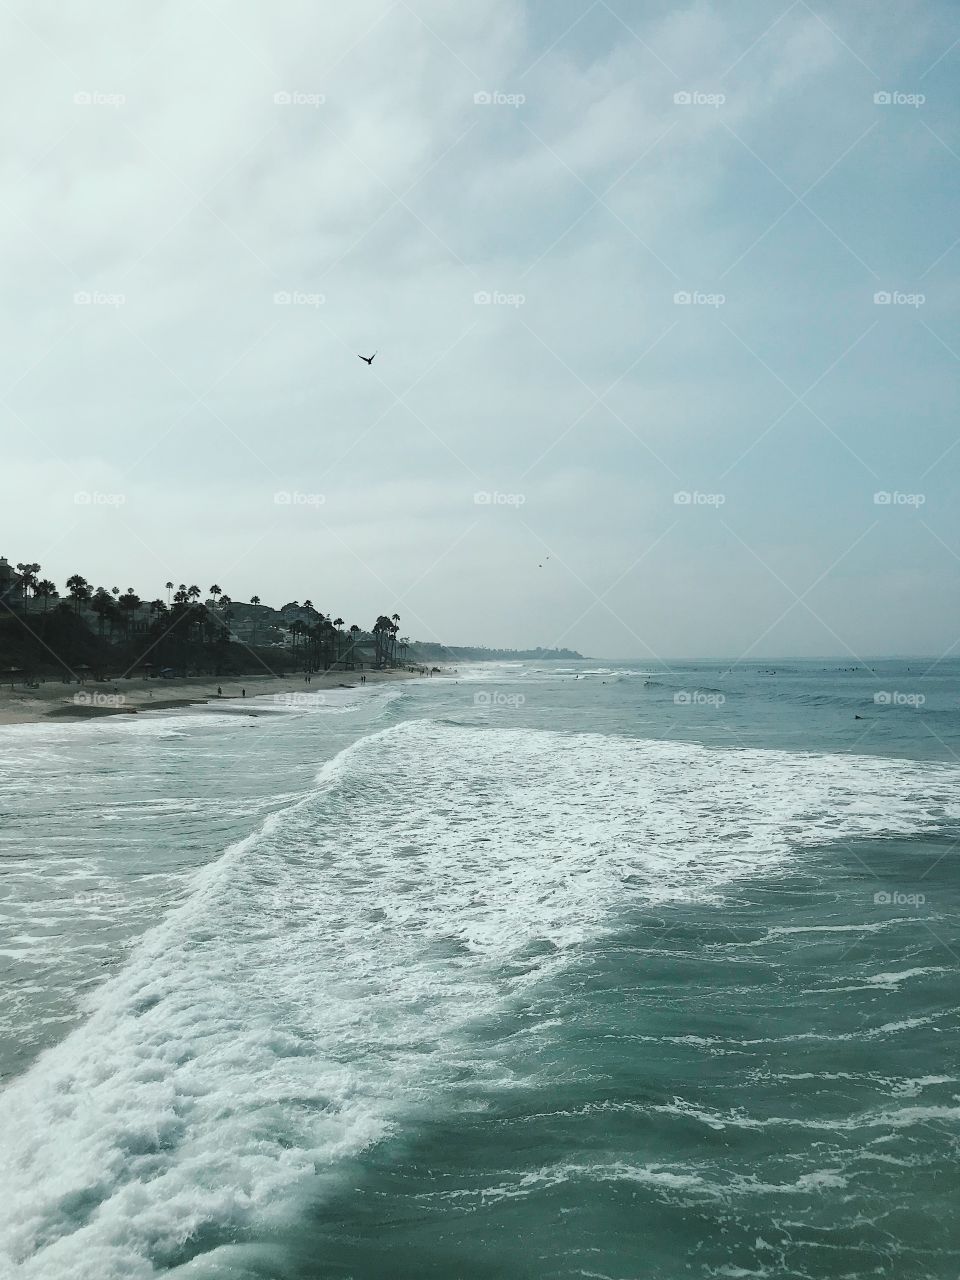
[0,659,958,1279]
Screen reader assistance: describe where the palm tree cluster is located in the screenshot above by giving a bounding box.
[7,563,408,672]
[372,614,404,667]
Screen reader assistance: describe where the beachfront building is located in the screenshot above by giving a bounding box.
[0,557,21,609]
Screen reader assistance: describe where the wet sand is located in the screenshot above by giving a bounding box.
[0,668,419,726]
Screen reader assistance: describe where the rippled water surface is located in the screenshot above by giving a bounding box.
[1,661,958,1278]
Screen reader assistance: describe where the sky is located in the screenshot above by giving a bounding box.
[2,0,958,660]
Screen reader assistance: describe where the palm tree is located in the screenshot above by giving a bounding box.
[345,623,361,668]
[250,595,260,606]
[165,581,174,604]
[34,579,57,613]
[187,585,201,603]
[372,615,394,668]
[16,563,40,611]
[390,613,401,665]
[118,589,142,639]
[65,574,91,614]
[91,587,113,637]
[209,584,222,605]
[287,620,304,653]
[332,617,344,662]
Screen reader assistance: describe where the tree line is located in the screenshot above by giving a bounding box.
[4,563,409,675]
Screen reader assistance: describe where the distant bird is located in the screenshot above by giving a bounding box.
[358,351,377,365]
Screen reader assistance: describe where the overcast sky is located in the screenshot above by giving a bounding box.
[3,0,958,659]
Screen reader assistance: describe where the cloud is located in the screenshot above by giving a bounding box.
[2,0,958,656]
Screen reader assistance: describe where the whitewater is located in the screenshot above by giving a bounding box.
[1,663,958,1278]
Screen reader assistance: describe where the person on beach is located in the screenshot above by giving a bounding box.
[242,688,246,697]
[217,686,222,697]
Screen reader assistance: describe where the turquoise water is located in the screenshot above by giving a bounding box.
[0,660,958,1278]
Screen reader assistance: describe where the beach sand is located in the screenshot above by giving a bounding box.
[0,668,419,727]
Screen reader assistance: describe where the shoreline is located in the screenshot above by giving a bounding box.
[0,668,421,727]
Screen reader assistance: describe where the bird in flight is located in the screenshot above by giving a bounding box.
[357,351,377,365]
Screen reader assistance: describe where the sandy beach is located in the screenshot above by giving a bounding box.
[0,668,420,726]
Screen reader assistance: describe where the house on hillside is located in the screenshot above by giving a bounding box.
[0,557,21,610]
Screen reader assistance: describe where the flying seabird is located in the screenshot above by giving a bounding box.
[358,351,377,365]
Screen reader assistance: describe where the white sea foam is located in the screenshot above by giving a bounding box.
[653,1096,960,1132]
[1,721,957,1277]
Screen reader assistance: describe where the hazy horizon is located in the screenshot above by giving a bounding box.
[3,0,958,661]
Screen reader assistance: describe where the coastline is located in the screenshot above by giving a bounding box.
[0,667,419,727]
